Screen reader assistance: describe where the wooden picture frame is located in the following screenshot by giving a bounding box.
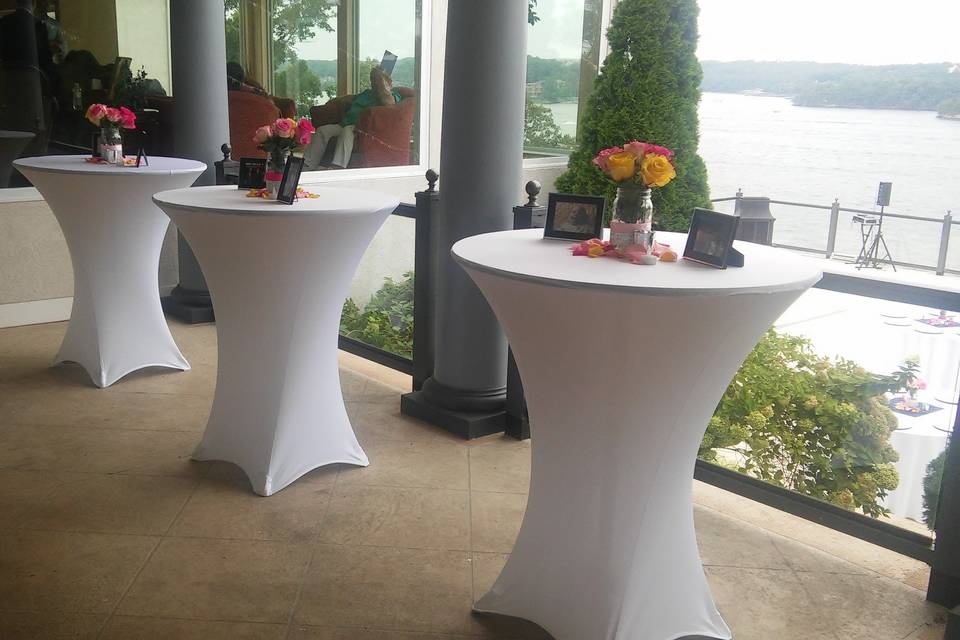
[544,192,605,241]
[683,208,744,268]
[238,157,267,189]
[277,155,305,204]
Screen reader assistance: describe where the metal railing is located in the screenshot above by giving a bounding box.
[714,192,956,275]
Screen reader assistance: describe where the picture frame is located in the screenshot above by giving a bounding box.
[91,131,101,158]
[683,208,744,269]
[276,155,305,204]
[237,157,267,189]
[544,192,605,241]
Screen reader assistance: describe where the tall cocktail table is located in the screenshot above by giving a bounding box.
[454,229,822,640]
[153,185,398,496]
[14,155,206,387]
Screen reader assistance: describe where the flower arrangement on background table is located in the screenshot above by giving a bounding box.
[888,358,939,416]
[254,117,315,197]
[594,140,677,252]
[85,103,137,165]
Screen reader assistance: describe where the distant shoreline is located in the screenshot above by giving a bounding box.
[706,90,942,114]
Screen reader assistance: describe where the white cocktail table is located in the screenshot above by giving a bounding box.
[14,155,206,387]
[153,185,399,496]
[454,229,822,640]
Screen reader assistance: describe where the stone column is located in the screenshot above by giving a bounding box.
[402,1,528,438]
[164,0,231,322]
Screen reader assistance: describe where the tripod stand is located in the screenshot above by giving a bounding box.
[853,208,896,271]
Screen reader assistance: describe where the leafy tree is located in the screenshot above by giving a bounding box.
[703,331,901,518]
[923,446,948,528]
[274,60,327,117]
[939,97,960,117]
[340,272,414,358]
[554,0,711,231]
[525,99,574,150]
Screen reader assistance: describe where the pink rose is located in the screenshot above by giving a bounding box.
[592,146,623,172]
[642,143,674,160]
[623,140,647,158]
[104,107,123,124]
[253,125,272,144]
[118,106,137,129]
[296,117,315,145]
[85,103,108,126]
[273,118,296,139]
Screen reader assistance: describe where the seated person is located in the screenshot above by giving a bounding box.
[226,61,267,96]
[302,66,401,169]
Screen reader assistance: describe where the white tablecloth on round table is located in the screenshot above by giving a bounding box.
[883,405,952,523]
[153,185,398,496]
[14,155,206,387]
[453,229,823,640]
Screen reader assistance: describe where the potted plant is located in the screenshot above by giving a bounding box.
[253,117,315,197]
[593,141,676,250]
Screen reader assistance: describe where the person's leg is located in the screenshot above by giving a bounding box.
[331,124,356,168]
[302,123,342,170]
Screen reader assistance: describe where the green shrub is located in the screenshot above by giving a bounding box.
[554,0,711,231]
[704,330,901,517]
[339,272,414,358]
[923,446,948,529]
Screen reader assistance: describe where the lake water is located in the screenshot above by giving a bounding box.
[548,94,960,271]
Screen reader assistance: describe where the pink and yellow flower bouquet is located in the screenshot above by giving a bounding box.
[254,117,315,182]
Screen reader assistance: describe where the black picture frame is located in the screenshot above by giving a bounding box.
[276,155,305,204]
[544,192,605,241]
[91,131,101,158]
[683,208,744,268]
[237,157,267,189]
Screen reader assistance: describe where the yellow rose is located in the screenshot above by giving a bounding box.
[606,152,638,182]
[640,153,676,188]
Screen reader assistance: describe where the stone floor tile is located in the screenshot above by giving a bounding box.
[168,462,335,542]
[470,491,526,554]
[0,611,105,639]
[295,545,477,634]
[706,566,837,640]
[339,351,412,394]
[117,537,310,623]
[768,532,871,576]
[694,505,791,570]
[167,322,219,367]
[468,553,553,639]
[339,369,369,402]
[467,436,531,495]
[100,616,287,640]
[796,572,944,640]
[0,468,86,527]
[352,401,462,444]
[0,530,158,614]
[338,438,469,491]
[0,385,211,431]
[15,473,196,535]
[0,321,65,359]
[317,484,470,551]
[904,622,949,639]
[288,625,481,639]
[0,424,207,477]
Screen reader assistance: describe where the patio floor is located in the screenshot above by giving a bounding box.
[0,320,948,639]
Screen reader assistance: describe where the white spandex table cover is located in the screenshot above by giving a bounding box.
[153,185,398,496]
[454,229,822,640]
[14,155,205,387]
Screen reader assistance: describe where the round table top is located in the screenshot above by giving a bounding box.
[153,184,400,218]
[453,228,823,296]
[14,154,206,177]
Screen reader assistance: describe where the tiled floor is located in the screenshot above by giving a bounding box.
[0,320,947,640]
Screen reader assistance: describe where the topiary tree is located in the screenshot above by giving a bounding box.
[923,446,947,529]
[703,330,902,518]
[554,0,710,231]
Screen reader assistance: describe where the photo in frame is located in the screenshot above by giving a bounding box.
[277,155,305,204]
[238,157,267,189]
[544,193,605,241]
[683,208,744,268]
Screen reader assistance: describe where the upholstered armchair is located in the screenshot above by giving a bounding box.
[309,87,416,168]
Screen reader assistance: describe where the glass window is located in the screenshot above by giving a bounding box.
[523,0,603,157]
[226,0,422,171]
[0,0,173,187]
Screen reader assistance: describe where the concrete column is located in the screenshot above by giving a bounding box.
[403,1,527,438]
[164,0,231,321]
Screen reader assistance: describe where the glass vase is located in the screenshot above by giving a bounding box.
[265,149,289,198]
[609,183,654,250]
[100,126,123,165]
